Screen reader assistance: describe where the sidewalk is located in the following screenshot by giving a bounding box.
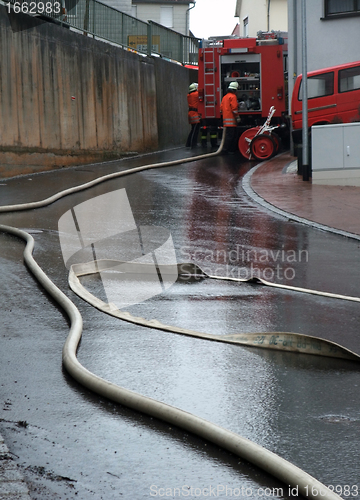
[249,152,360,237]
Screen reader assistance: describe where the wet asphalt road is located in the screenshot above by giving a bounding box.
[0,148,359,499]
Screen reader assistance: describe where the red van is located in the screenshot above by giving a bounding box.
[291,61,360,143]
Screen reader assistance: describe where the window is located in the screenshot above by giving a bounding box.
[243,16,249,37]
[298,72,334,100]
[325,0,360,17]
[131,5,137,18]
[339,66,360,92]
[160,6,173,28]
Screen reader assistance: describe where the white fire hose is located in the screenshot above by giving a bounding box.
[0,135,354,500]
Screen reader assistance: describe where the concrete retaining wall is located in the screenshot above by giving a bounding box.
[0,6,191,177]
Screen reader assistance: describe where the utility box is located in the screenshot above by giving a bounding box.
[312,122,360,186]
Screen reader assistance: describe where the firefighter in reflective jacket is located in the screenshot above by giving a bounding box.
[186,83,200,148]
[220,81,240,153]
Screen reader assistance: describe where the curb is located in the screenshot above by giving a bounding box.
[242,161,360,242]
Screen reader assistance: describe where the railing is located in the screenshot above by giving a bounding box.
[2,0,200,65]
[148,20,199,65]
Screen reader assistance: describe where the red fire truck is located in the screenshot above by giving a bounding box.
[197,32,288,160]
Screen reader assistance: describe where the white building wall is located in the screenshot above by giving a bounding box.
[237,0,267,37]
[236,0,287,37]
[101,0,132,15]
[136,5,161,24]
[269,0,288,31]
[173,5,188,34]
[135,4,188,34]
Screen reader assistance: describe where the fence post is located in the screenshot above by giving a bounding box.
[147,22,152,57]
[122,13,125,47]
[92,0,95,35]
[180,35,184,64]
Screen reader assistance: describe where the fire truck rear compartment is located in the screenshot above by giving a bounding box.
[221,54,262,113]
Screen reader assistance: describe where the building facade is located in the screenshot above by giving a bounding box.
[131,0,194,35]
[101,0,133,15]
[235,0,288,37]
[97,0,193,35]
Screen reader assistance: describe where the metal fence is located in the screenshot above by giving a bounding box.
[3,0,200,64]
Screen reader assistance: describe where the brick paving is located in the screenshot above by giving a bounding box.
[250,153,360,237]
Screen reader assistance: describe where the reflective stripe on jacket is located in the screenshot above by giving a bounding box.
[187,91,200,124]
[220,92,238,127]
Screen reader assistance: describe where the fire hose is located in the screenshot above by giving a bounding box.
[0,133,356,500]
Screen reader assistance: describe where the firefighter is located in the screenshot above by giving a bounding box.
[220,81,240,154]
[186,83,200,148]
[200,126,218,148]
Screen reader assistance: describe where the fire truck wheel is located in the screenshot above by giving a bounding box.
[250,134,276,160]
[265,131,282,154]
[238,127,261,159]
